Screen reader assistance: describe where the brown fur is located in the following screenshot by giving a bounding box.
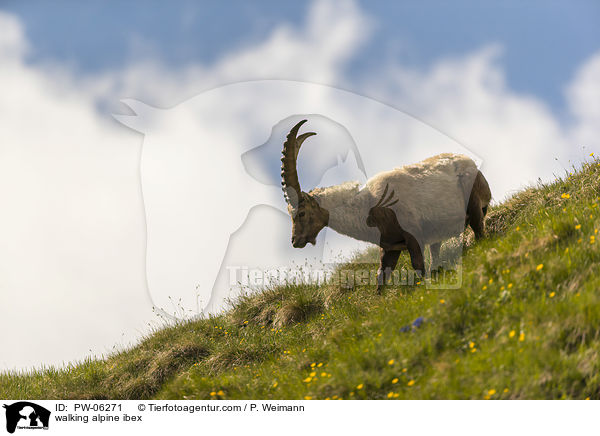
[465,171,491,239]
[366,188,424,291]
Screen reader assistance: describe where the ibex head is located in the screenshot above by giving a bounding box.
[281,120,329,248]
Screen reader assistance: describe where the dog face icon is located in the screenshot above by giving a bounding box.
[3,402,51,434]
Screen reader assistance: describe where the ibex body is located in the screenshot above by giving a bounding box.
[281,120,491,291]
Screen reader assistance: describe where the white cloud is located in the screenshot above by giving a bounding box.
[566,52,600,153]
[362,45,583,201]
[0,0,373,370]
[94,0,370,109]
[0,13,152,371]
[0,0,599,370]
[0,12,27,60]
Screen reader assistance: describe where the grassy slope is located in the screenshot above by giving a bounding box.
[2,159,600,400]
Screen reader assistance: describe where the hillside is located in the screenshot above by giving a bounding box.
[2,158,600,400]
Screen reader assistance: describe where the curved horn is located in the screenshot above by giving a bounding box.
[281,119,316,207]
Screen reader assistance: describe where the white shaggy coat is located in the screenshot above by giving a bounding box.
[311,153,479,249]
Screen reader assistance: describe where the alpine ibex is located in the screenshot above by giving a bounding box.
[281,120,491,292]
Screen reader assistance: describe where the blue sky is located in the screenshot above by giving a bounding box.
[3,1,599,114]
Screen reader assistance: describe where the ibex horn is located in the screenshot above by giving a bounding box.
[281,119,316,208]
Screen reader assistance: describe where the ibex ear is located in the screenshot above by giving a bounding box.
[112,99,158,134]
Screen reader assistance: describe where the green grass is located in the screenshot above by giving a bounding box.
[2,158,600,400]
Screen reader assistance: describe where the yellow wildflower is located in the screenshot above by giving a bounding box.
[536,264,544,271]
[469,341,475,349]
[210,391,216,396]
[317,362,323,367]
[388,359,395,365]
[561,193,570,199]
[549,292,556,298]
[272,382,278,388]
[508,283,513,289]
[509,330,516,338]
[392,378,399,384]
[519,332,525,342]
[575,224,581,230]
[482,285,488,290]
[310,372,316,377]
[440,299,445,304]
[357,384,364,390]
[402,368,407,373]
[303,377,312,383]
[407,380,415,386]
[304,396,312,400]
[387,392,394,398]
